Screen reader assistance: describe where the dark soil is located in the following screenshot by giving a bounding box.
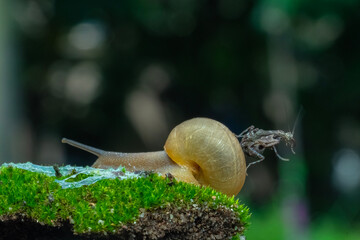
[0,205,244,240]
[0,215,76,240]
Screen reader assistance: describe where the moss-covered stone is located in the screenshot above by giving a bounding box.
[0,163,250,239]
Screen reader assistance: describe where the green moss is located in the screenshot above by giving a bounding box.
[64,173,93,182]
[0,164,250,236]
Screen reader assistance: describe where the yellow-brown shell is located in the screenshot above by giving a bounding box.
[164,117,246,196]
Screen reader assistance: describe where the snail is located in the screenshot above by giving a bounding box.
[62,118,246,196]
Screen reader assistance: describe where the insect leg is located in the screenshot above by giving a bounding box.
[291,146,296,154]
[273,146,289,161]
[236,125,255,138]
[246,148,265,170]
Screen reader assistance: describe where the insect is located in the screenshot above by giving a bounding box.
[237,126,296,170]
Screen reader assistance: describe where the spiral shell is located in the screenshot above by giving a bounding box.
[164,118,246,196]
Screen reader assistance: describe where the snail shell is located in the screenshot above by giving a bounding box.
[165,118,246,196]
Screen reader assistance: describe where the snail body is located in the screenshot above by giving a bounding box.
[62,118,246,196]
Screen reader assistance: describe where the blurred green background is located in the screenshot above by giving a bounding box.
[1,0,360,239]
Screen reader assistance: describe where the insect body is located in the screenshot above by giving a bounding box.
[237,126,296,169]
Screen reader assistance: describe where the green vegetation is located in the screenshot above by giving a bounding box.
[0,164,250,236]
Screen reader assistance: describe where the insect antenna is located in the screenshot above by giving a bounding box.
[289,106,303,154]
[292,106,304,136]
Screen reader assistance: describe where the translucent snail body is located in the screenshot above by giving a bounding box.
[62,118,246,196]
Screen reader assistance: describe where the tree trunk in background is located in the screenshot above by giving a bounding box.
[0,1,24,163]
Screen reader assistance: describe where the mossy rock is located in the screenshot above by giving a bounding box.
[0,163,250,239]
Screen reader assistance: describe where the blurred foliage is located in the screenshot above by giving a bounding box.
[247,202,360,240]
